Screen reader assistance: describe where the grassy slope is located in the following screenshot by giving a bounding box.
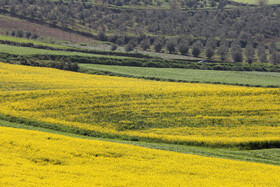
[0,13,200,61]
[1,119,280,166]
[1,125,280,186]
[79,64,280,87]
[232,0,280,4]
[0,35,71,49]
[0,43,130,59]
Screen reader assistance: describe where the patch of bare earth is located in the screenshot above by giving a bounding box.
[0,15,94,43]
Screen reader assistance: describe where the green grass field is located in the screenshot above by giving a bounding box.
[79,64,280,87]
[232,0,280,4]
[1,119,280,166]
[0,43,96,56]
[0,35,70,49]
[0,43,131,59]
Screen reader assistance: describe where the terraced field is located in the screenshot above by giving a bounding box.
[1,126,280,186]
[1,62,280,149]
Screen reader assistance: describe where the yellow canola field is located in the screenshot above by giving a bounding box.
[0,62,280,147]
[1,126,280,186]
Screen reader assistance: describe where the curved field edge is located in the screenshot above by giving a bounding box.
[79,64,280,88]
[1,114,280,150]
[1,119,280,166]
[1,126,280,186]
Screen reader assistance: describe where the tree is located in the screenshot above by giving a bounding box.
[231,41,243,62]
[140,39,150,51]
[116,36,125,45]
[206,38,216,50]
[166,39,176,54]
[257,43,267,63]
[191,40,202,57]
[239,31,250,41]
[31,33,39,40]
[205,47,214,60]
[218,0,227,9]
[178,41,189,55]
[111,44,118,51]
[270,50,279,65]
[125,43,134,52]
[218,39,229,61]
[98,30,107,41]
[124,40,136,52]
[205,38,216,59]
[210,0,216,7]
[192,46,201,57]
[128,39,138,48]
[115,0,123,6]
[269,42,277,54]
[154,41,163,53]
[258,0,268,6]
[218,45,228,61]
[26,31,32,38]
[16,30,24,38]
[245,44,255,64]
[255,34,264,42]
[108,35,118,43]
[193,40,203,49]
[123,38,137,52]
[258,52,267,63]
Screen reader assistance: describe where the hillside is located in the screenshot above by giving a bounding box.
[0,0,280,185]
[0,0,279,64]
[2,126,280,186]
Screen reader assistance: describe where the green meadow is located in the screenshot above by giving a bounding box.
[0,35,70,49]
[232,0,280,5]
[79,64,280,87]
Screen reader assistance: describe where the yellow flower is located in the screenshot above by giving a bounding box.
[0,62,280,147]
[1,126,280,186]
